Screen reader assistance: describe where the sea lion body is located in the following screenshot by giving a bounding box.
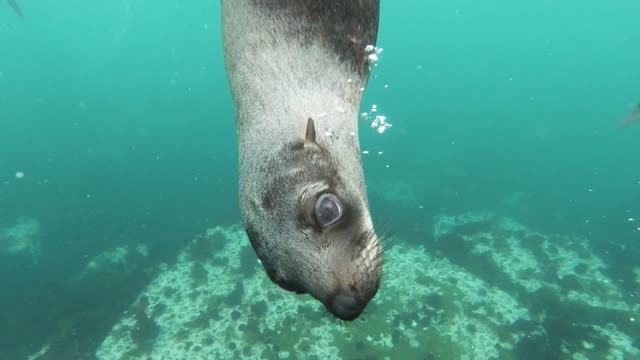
[619,103,640,128]
[221,0,381,320]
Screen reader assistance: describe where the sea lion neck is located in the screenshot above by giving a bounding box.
[249,0,380,79]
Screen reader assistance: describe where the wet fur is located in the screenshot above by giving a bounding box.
[222,0,381,318]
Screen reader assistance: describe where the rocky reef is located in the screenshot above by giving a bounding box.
[431,212,639,359]
[94,214,639,359]
[0,216,41,262]
[75,243,149,281]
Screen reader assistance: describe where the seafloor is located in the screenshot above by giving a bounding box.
[18,211,630,360]
[9,208,638,359]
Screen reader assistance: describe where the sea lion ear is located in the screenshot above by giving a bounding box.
[304,117,317,146]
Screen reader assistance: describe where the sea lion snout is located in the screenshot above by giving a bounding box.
[327,291,363,321]
[319,229,382,321]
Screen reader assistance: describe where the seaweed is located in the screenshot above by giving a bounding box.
[190,262,209,287]
[240,245,258,276]
[186,231,225,262]
[130,296,159,354]
[224,283,245,306]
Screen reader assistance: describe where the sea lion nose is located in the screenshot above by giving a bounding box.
[329,292,364,321]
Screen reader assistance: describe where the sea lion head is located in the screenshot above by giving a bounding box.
[243,118,382,321]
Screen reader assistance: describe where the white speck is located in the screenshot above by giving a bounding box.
[384,84,389,88]
[361,112,368,119]
[318,112,327,118]
[418,205,424,209]
[365,45,375,53]
[15,171,24,179]
[349,132,356,136]
[337,107,345,113]
[324,130,333,137]
[359,87,365,92]
[347,78,353,83]
[385,164,390,168]
[368,53,378,63]
[628,218,636,222]
[362,150,369,154]
[378,151,384,155]
[588,189,593,192]
[582,341,594,350]
[375,47,384,55]
[631,317,636,322]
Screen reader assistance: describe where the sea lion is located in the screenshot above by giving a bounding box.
[6,0,23,18]
[618,102,640,128]
[221,0,382,321]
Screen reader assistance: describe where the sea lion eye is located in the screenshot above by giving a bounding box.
[314,193,343,227]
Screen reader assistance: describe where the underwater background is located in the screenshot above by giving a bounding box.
[1,0,639,359]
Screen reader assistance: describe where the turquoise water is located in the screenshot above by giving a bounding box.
[1,0,639,359]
